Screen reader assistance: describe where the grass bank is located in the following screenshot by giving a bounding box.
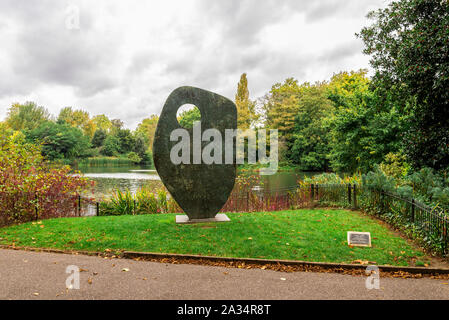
[0,209,428,266]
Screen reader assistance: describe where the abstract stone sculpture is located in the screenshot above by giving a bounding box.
[153,86,237,221]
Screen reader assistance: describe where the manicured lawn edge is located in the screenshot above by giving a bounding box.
[1,244,449,278]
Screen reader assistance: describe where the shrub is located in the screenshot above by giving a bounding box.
[379,152,411,180]
[301,172,362,185]
[100,187,180,216]
[0,129,91,225]
[110,189,135,215]
[127,152,142,164]
[136,187,159,214]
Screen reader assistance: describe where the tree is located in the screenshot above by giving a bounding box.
[91,129,107,148]
[0,127,89,224]
[136,115,159,151]
[111,119,124,131]
[102,135,121,156]
[290,83,334,170]
[327,71,405,173]
[92,114,112,133]
[235,73,257,129]
[58,107,96,138]
[133,132,149,161]
[6,102,51,131]
[115,129,135,154]
[262,78,303,141]
[358,0,449,170]
[178,108,201,129]
[25,121,91,160]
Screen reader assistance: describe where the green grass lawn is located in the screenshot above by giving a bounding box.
[0,209,428,266]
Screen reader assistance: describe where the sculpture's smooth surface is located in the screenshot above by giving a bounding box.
[153,86,237,220]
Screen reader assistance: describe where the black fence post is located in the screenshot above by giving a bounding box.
[380,190,383,213]
[353,185,357,209]
[133,199,137,215]
[96,202,99,216]
[411,198,415,223]
[311,184,315,204]
[34,193,38,221]
[78,195,81,217]
[348,184,352,206]
[315,185,319,202]
[443,216,449,254]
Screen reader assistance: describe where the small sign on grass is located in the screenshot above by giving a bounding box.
[347,231,371,247]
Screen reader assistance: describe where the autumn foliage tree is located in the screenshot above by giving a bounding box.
[6,102,51,131]
[136,115,159,151]
[0,128,91,226]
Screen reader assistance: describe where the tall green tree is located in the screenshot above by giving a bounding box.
[290,83,334,170]
[358,0,449,170]
[115,129,135,154]
[235,73,257,129]
[262,78,302,140]
[102,135,121,156]
[327,71,405,173]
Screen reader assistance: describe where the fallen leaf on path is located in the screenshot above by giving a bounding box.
[352,260,369,265]
[122,268,130,272]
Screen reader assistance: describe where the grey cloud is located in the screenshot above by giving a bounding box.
[198,0,388,37]
[318,41,364,65]
[1,0,121,98]
[197,0,295,46]
[0,0,390,128]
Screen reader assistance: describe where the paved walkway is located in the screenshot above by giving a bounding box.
[0,249,448,300]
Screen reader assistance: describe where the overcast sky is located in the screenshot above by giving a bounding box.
[0,0,390,129]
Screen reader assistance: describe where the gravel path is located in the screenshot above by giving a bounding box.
[0,249,448,300]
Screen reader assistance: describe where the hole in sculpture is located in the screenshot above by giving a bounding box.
[176,104,201,129]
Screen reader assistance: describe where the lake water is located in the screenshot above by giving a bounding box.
[79,165,163,199]
[78,165,318,199]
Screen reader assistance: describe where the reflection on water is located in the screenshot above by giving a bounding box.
[78,165,163,199]
[79,164,321,199]
[83,172,160,180]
